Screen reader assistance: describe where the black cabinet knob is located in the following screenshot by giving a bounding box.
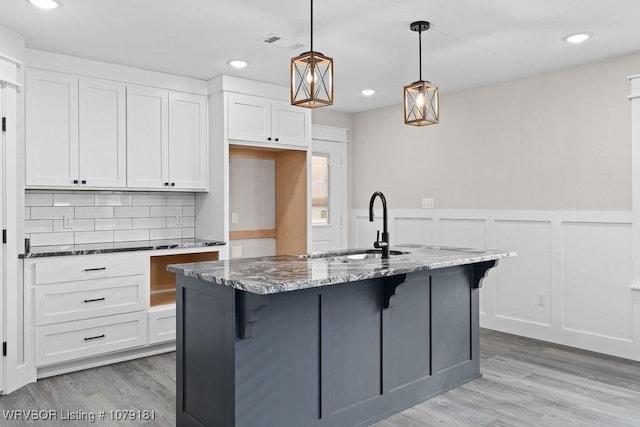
[164,182,169,186]
[171,182,175,187]
[81,180,86,185]
[267,137,272,141]
[275,138,279,142]
[73,179,78,184]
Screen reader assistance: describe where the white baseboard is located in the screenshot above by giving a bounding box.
[36,342,175,379]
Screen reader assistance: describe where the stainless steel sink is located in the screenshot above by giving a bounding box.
[433,246,486,253]
[301,249,410,262]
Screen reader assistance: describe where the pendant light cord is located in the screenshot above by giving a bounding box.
[418,27,422,81]
[310,0,313,52]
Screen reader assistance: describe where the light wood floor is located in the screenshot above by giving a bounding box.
[1,330,639,426]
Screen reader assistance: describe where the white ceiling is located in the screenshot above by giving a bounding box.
[2,0,640,113]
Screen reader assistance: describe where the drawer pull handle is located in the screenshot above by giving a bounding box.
[83,297,106,303]
[84,334,105,341]
[83,267,106,272]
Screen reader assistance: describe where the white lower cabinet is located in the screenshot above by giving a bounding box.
[28,249,218,376]
[30,253,150,368]
[34,254,145,285]
[34,276,146,325]
[148,307,177,344]
[35,312,147,367]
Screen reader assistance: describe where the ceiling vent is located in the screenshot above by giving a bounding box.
[262,34,306,50]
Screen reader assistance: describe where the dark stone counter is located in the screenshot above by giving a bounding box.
[20,238,226,258]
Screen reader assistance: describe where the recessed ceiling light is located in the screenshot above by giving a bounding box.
[361,89,376,96]
[29,0,59,9]
[564,33,591,44]
[228,60,248,69]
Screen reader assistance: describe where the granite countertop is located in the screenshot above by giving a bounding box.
[167,244,516,295]
[20,238,226,258]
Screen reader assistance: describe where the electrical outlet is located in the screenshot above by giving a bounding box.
[63,216,73,229]
[176,213,183,226]
[421,198,435,209]
[231,246,242,258]
[231,213,238,224]
[536,292,546,307]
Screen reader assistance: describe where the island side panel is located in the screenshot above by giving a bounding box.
[234,287,322,427]
[431,266,481,384]
[320,279,384,419]
[383,271,432,392]
[177,276,236,427]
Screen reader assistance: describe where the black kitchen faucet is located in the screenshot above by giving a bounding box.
[369,191,389,259]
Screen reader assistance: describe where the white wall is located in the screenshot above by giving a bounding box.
[348,51,640,361]
[0,25,25,61]
[351,52,640,210]
[228,157,276,258]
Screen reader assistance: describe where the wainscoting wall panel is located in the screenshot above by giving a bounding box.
[352,209,638,361]
[440,218,485,250]
[394,217,433,246]
[562,222,633,341]
[494,220,552,326]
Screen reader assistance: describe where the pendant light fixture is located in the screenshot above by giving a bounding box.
[291,0,333,108]
[404,21,439,126]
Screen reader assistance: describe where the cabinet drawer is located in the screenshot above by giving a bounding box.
[35,275,146,326]
[34,254,146,285]
[148,306,176,344]
[35,312,147,367]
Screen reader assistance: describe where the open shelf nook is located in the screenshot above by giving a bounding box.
[150,252,219,307]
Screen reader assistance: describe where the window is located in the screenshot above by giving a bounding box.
[311,155,329,225]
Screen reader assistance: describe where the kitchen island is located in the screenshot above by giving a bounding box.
[168,245,515,427]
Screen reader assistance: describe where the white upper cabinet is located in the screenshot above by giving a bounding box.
[168,92,207,190]
[227,93,271,143]
[271,101,311,147]
[26,69,79,187]
[227,93,310,148]
[27,70,126,188]
[26,67,207,191]
[79,78,126,188]
[126,86,169,189]
[127,86,207,191]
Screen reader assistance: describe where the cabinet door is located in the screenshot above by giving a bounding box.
[272,101,311,147]
[148,306,177,344]
[126,85,168,189]
[79,78,126,188]
[26,69,79,187]
[227,93,272,143]
[168,92,207,190]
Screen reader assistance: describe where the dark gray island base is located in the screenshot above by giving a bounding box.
[168,245,515,427]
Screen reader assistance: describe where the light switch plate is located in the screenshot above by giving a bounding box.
[63,216,73,229]
[231,213,238,224]
[421,198,435,209]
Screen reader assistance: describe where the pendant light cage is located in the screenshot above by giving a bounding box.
[404,80,439,126]
[404,21,439,126]
[291,51,334,108]
[291,0,334,108]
